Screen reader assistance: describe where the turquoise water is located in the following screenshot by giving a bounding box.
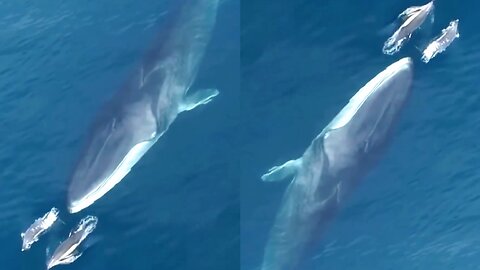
[0,0,238,269]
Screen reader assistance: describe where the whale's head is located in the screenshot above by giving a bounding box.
[67,102,158,214]
[413,1,435,26]
[324,57,413,165]
[449,19,459,33]
[424,1,435,13]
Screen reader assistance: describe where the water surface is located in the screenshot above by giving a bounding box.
[0,0,239,269]
[241,0,480,269]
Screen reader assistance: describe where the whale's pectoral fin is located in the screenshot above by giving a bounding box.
[179,88,220,112]
[261,158,302,182]
[20,232,25,238]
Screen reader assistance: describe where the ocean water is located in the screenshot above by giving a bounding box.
[2,0,480,269]
[241,0,480,270]
[0,0,238,269]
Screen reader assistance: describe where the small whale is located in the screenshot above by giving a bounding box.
[383,1,435,55]
[421,19,459,63]
[260,58,414,270]
[46,216,98,269]
[21,207,59,251]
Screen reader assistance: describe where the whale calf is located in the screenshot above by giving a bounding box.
[21,207,59,251]
[383,1,434,55]
[46,216,98,269]
[67,0,220,213]
[260,58,414,270]
[422,19,459,63]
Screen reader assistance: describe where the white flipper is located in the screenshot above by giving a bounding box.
[261,158,302,182]
[179,88,220,112]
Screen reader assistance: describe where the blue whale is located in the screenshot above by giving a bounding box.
[260,58,414,270]
[67,0,220,213]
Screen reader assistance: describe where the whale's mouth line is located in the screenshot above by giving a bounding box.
[69,137,159,213]
[69,158,131,213]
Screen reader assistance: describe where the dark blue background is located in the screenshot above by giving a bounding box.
[241,0,480,269]
[0,0,238,269]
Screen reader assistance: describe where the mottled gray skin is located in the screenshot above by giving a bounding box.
[21,208,59,251]
[67,0,220,213]
[422,19,459,63]
[21,220,46,251]
[261,58,414,270]
[437,20,460,44]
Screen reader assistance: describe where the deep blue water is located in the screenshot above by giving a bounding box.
[0,0,238,269]
[241,0,480,269]
[2,0,480,269]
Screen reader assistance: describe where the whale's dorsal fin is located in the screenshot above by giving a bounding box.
[179,88,219,112]
[261,158,302,182]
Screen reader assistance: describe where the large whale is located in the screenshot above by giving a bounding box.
[260,58,414,270]
[67,0,220,213]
